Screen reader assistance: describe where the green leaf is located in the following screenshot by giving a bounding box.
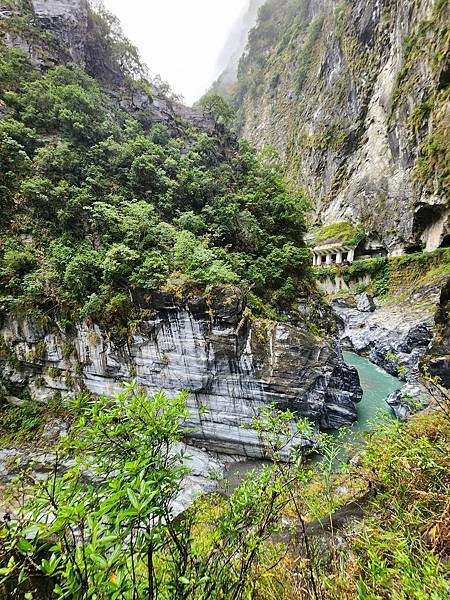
[90,554,108,569]
[126,488,140,511]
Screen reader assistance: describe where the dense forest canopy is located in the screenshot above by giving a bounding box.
[0,4,312,328]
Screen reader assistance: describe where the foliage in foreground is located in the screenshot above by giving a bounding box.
[0,386,449,599]
[0,385,315,599]
[319,407,450,599]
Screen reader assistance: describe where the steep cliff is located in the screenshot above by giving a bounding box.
[226,0,449,255]
[0,288,362,456]
[0,0,364,455]
[0,0,220,134]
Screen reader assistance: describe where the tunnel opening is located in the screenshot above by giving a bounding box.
[405,244,423,254]
[354,245,388,260]
[413,205,448,251]
[441,234,450,248]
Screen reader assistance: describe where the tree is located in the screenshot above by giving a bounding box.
[196,93,237,129]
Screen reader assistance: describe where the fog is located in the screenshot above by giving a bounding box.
[103,0,252,105]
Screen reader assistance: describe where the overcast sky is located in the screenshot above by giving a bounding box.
[103,0,249,105]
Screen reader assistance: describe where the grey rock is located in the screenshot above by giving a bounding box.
[231,0,449,253]
[41,418,70,441]
[425,278,450,388]
[1,290,362,457]
[331,295,436,380]
[5,396,24,407]
[31,0,88,65]
[356,294,375,313]
[386,382,430,421]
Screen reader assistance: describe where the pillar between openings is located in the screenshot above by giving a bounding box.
[325,254,332,265]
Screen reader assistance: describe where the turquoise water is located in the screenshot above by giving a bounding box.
[343,351,402,434]
[223,352,402,488]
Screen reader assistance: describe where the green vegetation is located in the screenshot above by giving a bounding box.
[0,385,315,599]
[195,93,237,130]
[309,221,364,248]
[1,384,449,599]
[316,249,450,298]
[0,399,45,444]
[0,12,311,329]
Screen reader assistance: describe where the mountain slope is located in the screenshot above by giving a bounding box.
[226,0,449,256]
[0,0,315,326]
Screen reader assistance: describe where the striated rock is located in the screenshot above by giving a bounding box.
[0,289,362,457]
[385,382,431,421]
[356,294,375,313]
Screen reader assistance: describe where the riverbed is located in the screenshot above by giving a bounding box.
[343,351,402,433]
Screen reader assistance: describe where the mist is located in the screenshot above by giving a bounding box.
[213,0,266,90]
[103,0,254,105]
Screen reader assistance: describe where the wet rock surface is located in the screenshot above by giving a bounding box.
[332,279,450,416]
[331,293,436,380]
[385,382,431,421]
[1,289,362,457]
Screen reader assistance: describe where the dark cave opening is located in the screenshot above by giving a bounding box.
[354,245,388,260]
[405,244,424,254]
[440,234,450,249]
[413,205,444,236]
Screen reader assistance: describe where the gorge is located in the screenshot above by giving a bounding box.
[0,1,449,598]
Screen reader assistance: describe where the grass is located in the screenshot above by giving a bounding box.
[0,399,45,445]
[250,405,450,599]
[181,401,450,599]
[309,221,364,248]
[338,411,450,598]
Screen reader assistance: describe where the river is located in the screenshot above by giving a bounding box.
[222,352,402,491]
[343,351,402,434]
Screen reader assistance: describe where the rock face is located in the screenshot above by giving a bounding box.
[0,0,88,67]
[331,274,450,389]
[332,295,435,380]
[0,0,221,136]
[425,278,450,387]
[225,0,449,254]
[356,294,376,313]
[31,0,88,65]
[385,382,431,421]
[0,289,362,457]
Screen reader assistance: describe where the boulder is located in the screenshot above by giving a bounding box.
[385,382,430,421]
[356,294,376,313]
